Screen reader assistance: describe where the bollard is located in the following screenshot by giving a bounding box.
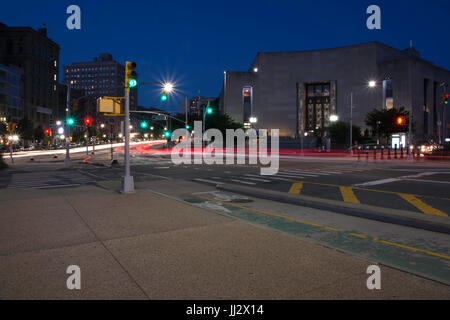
[380,147,384,160]
[373,147,377,160]
[394,146,397,159]
[400,146,404,159]
[366,147,369,160]
[387,147,391,160]
[357,147,361,161]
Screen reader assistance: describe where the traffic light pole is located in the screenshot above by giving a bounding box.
[122,89,134,193]
[65,83,71,167]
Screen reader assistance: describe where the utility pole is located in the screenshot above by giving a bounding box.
[350,92,353,155]
[65,83,71,167]
[122,61,137,193]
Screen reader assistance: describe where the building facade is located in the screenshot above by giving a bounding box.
[0,64,22,121]
[220,42,450,143]
[0,23,60,127]
[182,96,217,116]
[63,53,137,112]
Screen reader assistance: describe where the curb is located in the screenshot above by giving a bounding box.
[216,184,450,235]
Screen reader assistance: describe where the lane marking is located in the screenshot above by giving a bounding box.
[353,178,399,187]
[242,177,272,183]
[231,179,256,185]
[403,179,450,185]
[32,184,81,189]
[398,193,448,217]
[339,186,360,204]
[191,194,450,261]
[194,178,224,185]
[288,182,303,195]
[353,172,438,187]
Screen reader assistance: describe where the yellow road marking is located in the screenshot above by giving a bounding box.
[284,180,448,217]
[349,233,368,239]
[190,193,450,261]
[288,182,303,194]
[398,193,448,217]
[373,239,450,260]
[339,186,360,204]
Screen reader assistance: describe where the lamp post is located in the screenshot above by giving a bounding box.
[350,80,377,154]
[65,82,71,167]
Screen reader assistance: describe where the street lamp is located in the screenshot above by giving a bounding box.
[163,82,174,93]
[349,80,377,154]
[249,116,258,124]
[330,115,339,122]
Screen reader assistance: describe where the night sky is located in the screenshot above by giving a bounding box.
[2,0,449,114]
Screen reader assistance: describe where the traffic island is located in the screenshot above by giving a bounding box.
[216,183,450,235]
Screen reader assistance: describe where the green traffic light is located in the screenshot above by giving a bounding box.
[206,107,213,114]
[67,118,74,125]
[185,124,190,129]
[128,79,137,88]
[140,121,148,128]
[164,131,171,138]
[161,94,168,101]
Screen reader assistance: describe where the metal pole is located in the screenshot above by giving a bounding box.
[350,92,353,155]
[122,89,134,193]
[185,96,188,126]
[65,83,71,167]
[9,141,13,163]
[110,121,113,161]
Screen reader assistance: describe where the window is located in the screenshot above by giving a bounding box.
[242,86,252,123]
[305,82,331,133]
[383,79,393,110]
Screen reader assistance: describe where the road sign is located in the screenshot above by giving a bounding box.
[97,97,122,114]
[152,115,166,121]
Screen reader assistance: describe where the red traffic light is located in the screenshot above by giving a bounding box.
[45,129,51,135]
[84,117,92,125]
[396,116,405,125]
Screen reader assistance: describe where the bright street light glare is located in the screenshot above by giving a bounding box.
[368,80,376,87]
[330,115,339,122]
[163,82,174,93]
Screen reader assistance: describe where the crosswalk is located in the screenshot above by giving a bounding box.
[6,170,96,189]
[193,167,368,186]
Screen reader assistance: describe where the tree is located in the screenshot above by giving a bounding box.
[17,117,34,141]
[0,121,6,136]
[329,121,362,145]
[365,106,409,140]
[34,125,45,143]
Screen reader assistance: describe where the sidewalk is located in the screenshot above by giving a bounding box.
[0,182,449,299]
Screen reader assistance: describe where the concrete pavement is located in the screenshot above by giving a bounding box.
[0,180,449,299]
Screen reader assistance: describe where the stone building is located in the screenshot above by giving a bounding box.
[220,42,450,144]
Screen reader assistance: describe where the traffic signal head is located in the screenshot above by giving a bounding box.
[160,93,168,102]
[444,93,449,105]
[45,128,51,135]
[125,61,137,89]
[67,118,74,125]
[164,131,171,138]
[185,124,190,130]
[84,117,92,126]
[140,121,148,128]
[206,107,213,114]
[396,116,405,125]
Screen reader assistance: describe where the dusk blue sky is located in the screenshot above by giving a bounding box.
[2,0,449,114]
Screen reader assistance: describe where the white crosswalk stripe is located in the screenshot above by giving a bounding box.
[6,171,96,189]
